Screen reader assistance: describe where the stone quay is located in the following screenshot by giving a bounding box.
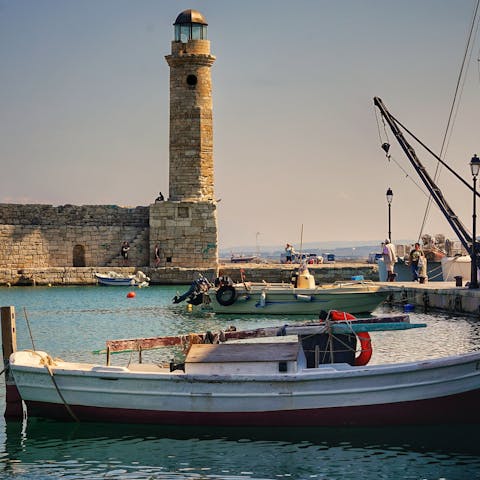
[0,262,378,287]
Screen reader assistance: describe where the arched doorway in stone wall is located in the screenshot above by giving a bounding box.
[73,245,86,267]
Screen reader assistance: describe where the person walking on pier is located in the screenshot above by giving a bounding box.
[383,239,397,281]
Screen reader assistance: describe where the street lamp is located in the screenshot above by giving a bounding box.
[470,154,480,289]
[386,188,393,241]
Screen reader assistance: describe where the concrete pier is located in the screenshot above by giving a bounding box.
[379,281,480,317]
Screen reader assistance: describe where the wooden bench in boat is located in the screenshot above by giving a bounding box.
[185,342,306,375]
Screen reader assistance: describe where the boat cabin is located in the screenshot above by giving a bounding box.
[185,342,306,375]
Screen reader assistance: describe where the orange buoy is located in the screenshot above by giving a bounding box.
[126,291,136,298]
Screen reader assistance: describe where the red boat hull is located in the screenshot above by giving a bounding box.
[25,388,480,426]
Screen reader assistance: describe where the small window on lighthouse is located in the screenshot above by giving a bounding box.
[186,75,197,86]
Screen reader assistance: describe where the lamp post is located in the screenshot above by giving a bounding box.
[386,188,393,241]
[470,154,480,289]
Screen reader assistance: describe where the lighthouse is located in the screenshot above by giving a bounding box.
[149,9,218,269]
[165,9,216,202]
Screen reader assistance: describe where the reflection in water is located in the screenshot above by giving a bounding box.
[373,311,480,364]
[1,287,480,478]
[1,419,480,480]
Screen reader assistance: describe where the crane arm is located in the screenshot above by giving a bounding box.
[373,96,472,253]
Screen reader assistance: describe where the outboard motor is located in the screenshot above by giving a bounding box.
[173,275,211,305]
[172,282,197,304]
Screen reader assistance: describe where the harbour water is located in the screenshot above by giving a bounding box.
[0,286,479,479]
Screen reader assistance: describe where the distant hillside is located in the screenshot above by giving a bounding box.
[220,240,420,260]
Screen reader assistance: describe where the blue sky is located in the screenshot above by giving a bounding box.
[1,0,479,248]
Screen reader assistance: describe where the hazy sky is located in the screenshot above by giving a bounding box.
[1,1,479,249]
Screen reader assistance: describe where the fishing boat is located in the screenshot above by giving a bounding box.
[5,310,480,426]
[174,267,388,315]
[94,271,150,287]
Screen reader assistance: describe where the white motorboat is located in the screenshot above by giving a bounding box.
[94,271,150,287]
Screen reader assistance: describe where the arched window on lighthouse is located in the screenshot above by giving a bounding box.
[174,9,208,43]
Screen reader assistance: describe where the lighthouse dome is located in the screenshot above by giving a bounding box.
[174,9,208,42]
[174,9,208,26]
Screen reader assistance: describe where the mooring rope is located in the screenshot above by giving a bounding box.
[44,362,80,423]
[28,350,80,423]
[21,309,79,422]
[23,307,37,351]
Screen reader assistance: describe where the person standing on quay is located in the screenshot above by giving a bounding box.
[154,243,161,267]
[408,242,423,281]
[285,243,294,263]
[121,241,130,266]
[383,239,397,281]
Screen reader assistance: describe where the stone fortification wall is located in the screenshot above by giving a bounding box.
[0,266,219,286]
[0,204,150,268]
[217,264,379,284]
[0,264,377,286]
[150,201,218,269]
[0,204,149,226]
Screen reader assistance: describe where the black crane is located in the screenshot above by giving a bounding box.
[373,96,479,267]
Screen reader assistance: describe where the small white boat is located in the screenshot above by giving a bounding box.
[174,268,388,315]
[230,255,260,263]
[6,312,480,426]
[94,271,150,287]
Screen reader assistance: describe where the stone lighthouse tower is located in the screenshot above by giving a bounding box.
[149,9,218,269]
[166,9,215,202]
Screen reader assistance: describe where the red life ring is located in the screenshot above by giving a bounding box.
[328,311,372,366]
[354,332,372,366]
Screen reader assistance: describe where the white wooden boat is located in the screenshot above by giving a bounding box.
[94,271,149,287]
[6,312,480,426]
[174,269,388,314]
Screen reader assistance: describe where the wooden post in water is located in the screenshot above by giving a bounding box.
[1,306,23,419]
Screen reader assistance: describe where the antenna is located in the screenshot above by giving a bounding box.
[299,224,304,260]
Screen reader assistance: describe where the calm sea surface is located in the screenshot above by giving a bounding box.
[0,285,479,479]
